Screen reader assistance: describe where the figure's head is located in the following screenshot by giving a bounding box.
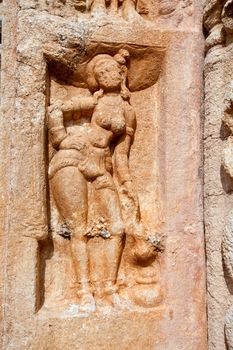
[86,50,130,99]
[94,58,122,91]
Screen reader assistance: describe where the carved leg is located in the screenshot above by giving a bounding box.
[93,176,124,301]
[71,235,90,291]
[103,233,124,294]
[109,0,119,14]
[50,166,95,310]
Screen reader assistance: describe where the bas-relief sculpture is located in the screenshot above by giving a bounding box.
[44,0,148,19]
[40,0,166,314]
[0,0,208,348]
[41,0,193,25]
[46,49,163,312]
[87,0,146,17]
[26,0,197,321]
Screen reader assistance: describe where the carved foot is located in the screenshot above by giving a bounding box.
[94,282,122,308]
[106,292,122,307]
[95,293,115,308]
[77,290,96,312]
[42,295,77,311]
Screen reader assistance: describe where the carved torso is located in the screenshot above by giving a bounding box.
[92,95,126,137]
[49,94,130,180]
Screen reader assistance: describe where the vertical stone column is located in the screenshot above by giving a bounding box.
[0,3,49,348]
[0,1,19,348]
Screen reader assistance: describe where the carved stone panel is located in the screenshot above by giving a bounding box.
[41,48,164,314]
[0,0,207,349]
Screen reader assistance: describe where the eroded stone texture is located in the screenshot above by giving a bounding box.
[204,1,233,349]
[0,0,206,349]
[45,49,164,313]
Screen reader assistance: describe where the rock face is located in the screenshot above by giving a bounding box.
[204,1,233,349]
[0,1,207,349]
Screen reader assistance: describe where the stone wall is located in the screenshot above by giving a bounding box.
[0,1,207,349]
[0,1,19,349]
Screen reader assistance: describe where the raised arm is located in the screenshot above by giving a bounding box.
[61,96,96,113]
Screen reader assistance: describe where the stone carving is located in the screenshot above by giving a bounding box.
[46,49,163,312]
[44,0,86,13]
[0,0,208,347]
[43,0,148,19]
[39,0,194,24]
[159,0,181,15]
[204,0,233,51]
[87,0,147,19]
[159,0,192,20]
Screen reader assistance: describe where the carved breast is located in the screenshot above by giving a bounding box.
[93,96,126,137]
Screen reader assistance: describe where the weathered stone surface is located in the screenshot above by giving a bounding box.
[0,0,207,349]
[204,1,233,349]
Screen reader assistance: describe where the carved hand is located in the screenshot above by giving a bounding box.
[61,100,74,113]
[47,100,64,129]
[48,99,63,113]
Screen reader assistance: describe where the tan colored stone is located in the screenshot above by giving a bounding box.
[204,1,233,349]
[0,0,207,349]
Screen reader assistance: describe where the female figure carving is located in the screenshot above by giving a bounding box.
[48,50,143,309]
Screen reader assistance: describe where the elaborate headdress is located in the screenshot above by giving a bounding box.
[86,49,131,100]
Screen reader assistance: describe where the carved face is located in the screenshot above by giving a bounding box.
[94,60,123,92]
